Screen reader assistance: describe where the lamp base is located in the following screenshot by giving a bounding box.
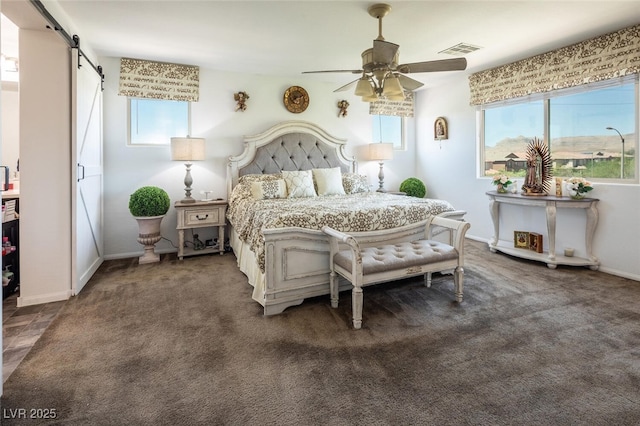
[181,163,196,203]
[376,161,386,192]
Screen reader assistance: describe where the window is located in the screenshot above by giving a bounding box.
[480,77,637,183]
[372,115,405,150]
[128,98,190,145]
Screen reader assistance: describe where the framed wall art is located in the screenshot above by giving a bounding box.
[434,116,448,140]
[514,231,529,248]
[529,232,543,253]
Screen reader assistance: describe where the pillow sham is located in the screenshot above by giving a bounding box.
[342,173,370,194]
[250,179,287,200]
[230,173,282,204]
[282,170,317,198]
[312,167,346,196]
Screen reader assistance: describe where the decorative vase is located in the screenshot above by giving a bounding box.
[570,193,585,200]
[496,184,508,193]
[135,215,164,264]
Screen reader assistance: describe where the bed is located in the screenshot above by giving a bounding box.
[226,121,466,315]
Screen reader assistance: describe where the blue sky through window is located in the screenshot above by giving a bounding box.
[130,98,189,145]
[372,115,403,149]
[484,83,635,146]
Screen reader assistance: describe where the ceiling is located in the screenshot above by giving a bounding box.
[3,1,640,90]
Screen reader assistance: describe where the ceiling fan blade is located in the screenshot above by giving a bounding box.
[397,74,424,91]
[372,40,399,64]
[302,69,363,74]
[334,79,359,92]
[397,58,467,74]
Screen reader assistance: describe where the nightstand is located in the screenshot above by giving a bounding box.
[175,199,227,259]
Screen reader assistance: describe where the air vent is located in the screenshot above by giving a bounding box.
[439,43,482,56]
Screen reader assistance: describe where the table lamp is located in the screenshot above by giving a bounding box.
[368,142,394,192]
[171,136,205,203]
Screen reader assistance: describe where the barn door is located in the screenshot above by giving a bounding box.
[71,49,104,295]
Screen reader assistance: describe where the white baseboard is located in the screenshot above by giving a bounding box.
[18,290,72,307]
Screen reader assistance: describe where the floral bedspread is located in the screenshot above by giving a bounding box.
[227,187,455,273]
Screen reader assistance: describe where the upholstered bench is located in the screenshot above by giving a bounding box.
[322,216,470,329]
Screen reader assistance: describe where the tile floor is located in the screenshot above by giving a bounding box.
[2,293,66,383]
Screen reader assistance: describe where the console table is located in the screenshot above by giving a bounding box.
[486,191,599,269]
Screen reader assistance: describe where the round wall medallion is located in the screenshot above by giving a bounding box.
[283,86,309,113]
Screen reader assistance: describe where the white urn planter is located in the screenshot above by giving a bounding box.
[135,215,165,264]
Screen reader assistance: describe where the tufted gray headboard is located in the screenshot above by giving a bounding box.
[227,121,356,195]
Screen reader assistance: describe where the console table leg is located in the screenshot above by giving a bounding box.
[585,203,599,264]
[545,204,557,260]
[489,199,500,247]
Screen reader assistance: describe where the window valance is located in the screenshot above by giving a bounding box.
[469,24,640,106]
[118,58,199,102]
[370,91,414,117]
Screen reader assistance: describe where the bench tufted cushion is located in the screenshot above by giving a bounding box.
[333,240,458,275]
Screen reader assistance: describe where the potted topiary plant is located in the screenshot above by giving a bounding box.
[399,177,427,198]
[129,186,171,264]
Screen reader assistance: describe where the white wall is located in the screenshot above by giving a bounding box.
[416,74,640,281]
[101,56,417,258]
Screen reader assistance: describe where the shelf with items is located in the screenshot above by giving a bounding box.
[489,240,598,269]
[486,191,599,270]
[2,216,20,299]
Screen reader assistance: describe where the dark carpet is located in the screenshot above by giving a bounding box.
[1,240,639,425]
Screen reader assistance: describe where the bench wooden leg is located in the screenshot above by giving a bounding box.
[352,286,363,329]
[454,266,464,302]
[329,271,339,308]
[424,272,432,288]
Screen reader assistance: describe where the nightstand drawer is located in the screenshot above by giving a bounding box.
[183,208,221,226]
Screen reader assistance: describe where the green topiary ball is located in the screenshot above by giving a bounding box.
[128,186,170,217]
[399,177,427,198]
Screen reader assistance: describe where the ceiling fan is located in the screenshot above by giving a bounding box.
[302,3,467,102]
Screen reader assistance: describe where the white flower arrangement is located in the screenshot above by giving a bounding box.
[566,177,593,198]
[492,174,512,187]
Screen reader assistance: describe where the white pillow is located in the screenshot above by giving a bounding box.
[250,179,287,200]
[282,170,317,198]
[313,167,345,196]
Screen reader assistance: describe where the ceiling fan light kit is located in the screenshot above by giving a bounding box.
[382,76,404,96]
[302,3,467,102]
[361,93,379,102]
[355,77,375,97]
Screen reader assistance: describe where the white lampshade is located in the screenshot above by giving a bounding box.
[369,143,394,161]
[355,77,375,97]
[171,137,205,162]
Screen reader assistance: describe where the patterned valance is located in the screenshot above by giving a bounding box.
[469,24,640,105]
[369,91,414,117]
[118,58,199,102]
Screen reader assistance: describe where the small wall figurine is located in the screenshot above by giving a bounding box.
[434,117,448,140]
[337,100,349,117]
[234,91,249,112]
